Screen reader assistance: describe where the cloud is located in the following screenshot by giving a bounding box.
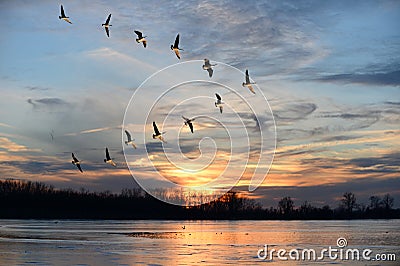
[0,137,39,152]
[27,97,70,110]
[0,122,15,129]
[64,125,121,136]
[315,70,400,86]
[26,86,52,91]
[273,102,317,123]
[349,152,400,174]
[236,176,400,208]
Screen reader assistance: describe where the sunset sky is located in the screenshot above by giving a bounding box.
[0,0,399,207]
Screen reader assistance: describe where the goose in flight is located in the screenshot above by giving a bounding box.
[152,121,166,143]
[104,147,117,167]
[170,34,183,59]
[215,93,223,114]
[202,59,217,78]
[102,14,112,37]
[71,153,83,173]
[59,5,72,24]
[182,116,195,133]
[242,69,256,94]
[124,130,137,149]
[134,30,147,48]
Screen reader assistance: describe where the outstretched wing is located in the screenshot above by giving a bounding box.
[72,153,79,163]
[247,84,255,94]
[207,68,213,78]
[174,34,180,48]
[143,40,147,48]
[219,106,223,114]
[105,27,110,37]
[76,164,83,173]
[105,147,111,160]
[188,122,194,133]
[153,121,160,135]
[131,142,137,149]
[174,49,180,59]
[204,59,210,66]
[125,130,132,142]
[215,93,221,101]
[182,115,189,121]
[245,69,250,84]
[134,30,142,38]
[106,14,111,24]
[61,5,66,17]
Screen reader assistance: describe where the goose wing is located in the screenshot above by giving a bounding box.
[182,115,189,121]
[207,68,213,78]
[134,30,143,38]
[245,69,250,84]
[105,27,110,37]
[105,14,111,24]
[143,40,147,48]
[76,164,83,173]
[219,106,223,114]
[125,130,132,142]
[153,121,160,135]
[174,34,180,48]
[174,49,180,59]
[188,122,194,133]
[247,84,255,94]
[72,153,79,163]
[61,5,66,17]
[105,147,111,160]
[204,59,210,66]
[215,93,221,101]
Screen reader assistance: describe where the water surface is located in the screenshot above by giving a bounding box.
[0,220,398,265]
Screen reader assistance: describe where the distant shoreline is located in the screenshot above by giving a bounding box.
[1,180,399,220]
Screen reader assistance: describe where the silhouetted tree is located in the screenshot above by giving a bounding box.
[341,192,357,214]
[278,196,294,215]
[369,195,382,210]
[382,194,394,210]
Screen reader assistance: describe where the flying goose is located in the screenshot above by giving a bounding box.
[71,153,83,173]
[104,147,117,167]
[152,121,166,143]
[242,69,256,94]
[59,5,72,24]
[182,116,195,133]
[170,34,183,59]
[202,59,217,78]
[124,130,137,149]
[134,30,147,48]
[215,93,223,113]
[102,14,112,37]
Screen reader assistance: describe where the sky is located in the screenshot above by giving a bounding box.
[0,0,399,207]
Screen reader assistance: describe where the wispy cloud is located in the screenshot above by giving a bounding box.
[27,97,70,110]
[64,125,122,136]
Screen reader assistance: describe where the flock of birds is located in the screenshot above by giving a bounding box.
[58,5,257,173]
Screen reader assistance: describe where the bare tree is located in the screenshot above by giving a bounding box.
[341,192,357,213]
[382,194,394,210]
[278,196,294,214]
[369,195,382,209]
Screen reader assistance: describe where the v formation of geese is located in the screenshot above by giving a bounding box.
[59,4,258,173]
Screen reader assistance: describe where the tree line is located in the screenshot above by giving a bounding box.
[0,179,398,219]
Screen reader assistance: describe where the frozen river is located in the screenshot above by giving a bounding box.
[0,219,398,265]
